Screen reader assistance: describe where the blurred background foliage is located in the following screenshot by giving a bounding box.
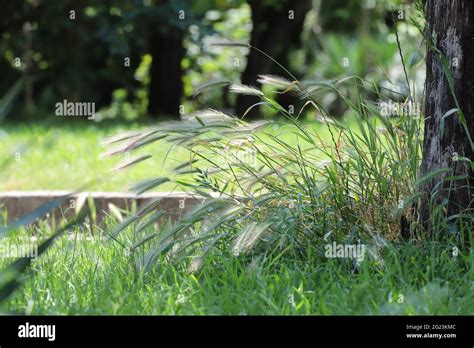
[0,0,423,122]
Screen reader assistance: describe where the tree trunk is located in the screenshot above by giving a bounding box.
[237,0,311,118]
[420,0,474,233]
[148,27,185,118]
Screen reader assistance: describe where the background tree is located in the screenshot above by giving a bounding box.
[144,0,190,118]
[146,0,236,118]
[236,0,312,117]
[420,0,473,232]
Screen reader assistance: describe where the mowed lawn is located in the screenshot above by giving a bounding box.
[0,120,184,192]
[0,118,329,192]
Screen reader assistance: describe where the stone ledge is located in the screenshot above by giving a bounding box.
[0,191,208,224]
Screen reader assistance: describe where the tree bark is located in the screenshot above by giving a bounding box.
[420,0,474,233]
[148,27,185,118]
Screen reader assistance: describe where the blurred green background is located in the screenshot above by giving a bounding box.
[0,0,424,191]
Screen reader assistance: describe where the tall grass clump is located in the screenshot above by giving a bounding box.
[104,39,434,272]
[107,23,474,273]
